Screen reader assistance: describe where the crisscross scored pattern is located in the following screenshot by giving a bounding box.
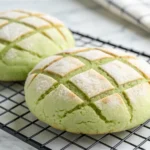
[1,33,150,150]
[0,10,74,73]
[25,46,150,135]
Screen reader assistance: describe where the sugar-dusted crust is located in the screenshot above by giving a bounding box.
[101,60,143,85]
[70,69,114,98]
[25,47,150,134]
[45,56,85,77]
[31,55,63,72]
[0,11,28,19]
[0,19,8,27]
[99,47,136,58]
[20,16,50,28]
[59,47,91,54]
[76,49,113,61]
[0,23,33,42]
[128,58,150,79]
[0,9,75,81]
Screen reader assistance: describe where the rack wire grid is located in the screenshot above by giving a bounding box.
[0,31,150,150]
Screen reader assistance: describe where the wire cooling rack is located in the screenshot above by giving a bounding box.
[0,31,150,150]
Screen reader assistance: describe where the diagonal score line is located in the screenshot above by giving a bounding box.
[0,9,74,62]
[0,25,63,65]
[27,52,149,128]
[0,10,68,49]
[30,56,116,104]
[29,51,148,113]
[0,17,63,52]
[0,30,150,150]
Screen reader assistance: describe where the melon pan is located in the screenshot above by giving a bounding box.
[0,9,74,81]
[25,47,150,134]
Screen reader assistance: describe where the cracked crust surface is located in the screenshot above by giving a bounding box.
[45,56,85,77]
[75,49,112,61]
[128,58,150,79]
[0,9,75,81]
[25,47,150,134]
[101,60,143,85]
[70,69,114,98]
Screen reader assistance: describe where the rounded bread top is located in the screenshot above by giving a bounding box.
[0,9,75,81]
[25,47,150,134]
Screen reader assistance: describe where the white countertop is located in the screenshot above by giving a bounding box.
[0,0,150,150]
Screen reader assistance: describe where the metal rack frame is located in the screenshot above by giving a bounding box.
[0,31,150,150]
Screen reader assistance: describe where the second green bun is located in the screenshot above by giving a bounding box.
[0,9,75,81]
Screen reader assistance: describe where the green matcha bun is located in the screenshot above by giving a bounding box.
[0,9,75,81]
[25,47,150,134]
